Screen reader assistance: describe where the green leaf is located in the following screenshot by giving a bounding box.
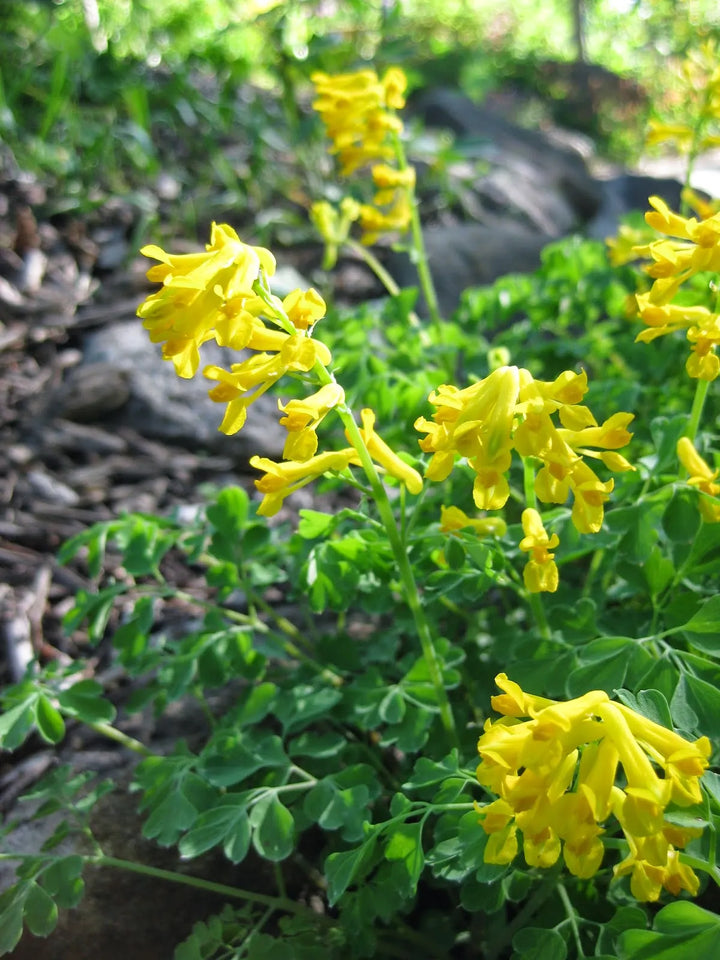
[403,751,461,790]
[200,733,288,787]
[23,882,58,937]
[179,802,250,862]
[143,789,198,847]
[325,834,378,907]
[303,780,370,839]
[617,902,720,959]
[682,596,720,652]
[233,683,277,727]
[40,856,85,910]
[644,545,675,596]
[654,902,720,937]
[57,679,116,724]
[34,696,66,745]
[0,885,26,955]
[672,673,720,738]
[287,731,345,759]
[384,821,424,896]
[250,794,295,862]
[512,926,567,960]
[297,510,336,539]
[0,699,38,751]
[273,684,342,735]
[206,486,249,536]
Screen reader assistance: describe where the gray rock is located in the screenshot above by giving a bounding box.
[586,174,686,240]
[387,221,547,317]
[79,320,285,461]
[410,87,602,232]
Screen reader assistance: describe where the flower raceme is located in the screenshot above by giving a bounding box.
[311,68,407,176]
[476,674,711,901]
[632,196,720,379]
[138,224,423,515]
[415,365,634,535]
[311,67,414,245]
[138,223,277,379]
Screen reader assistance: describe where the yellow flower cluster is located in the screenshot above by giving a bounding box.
[138,224,335,436]
[677,436,720,523]
[138,223,422,517]
[634,196,720,380]
[415,366,633,572]
[311,68,413,245]
[476,674,711,902]
[138,223,278,380]
[644,41,720,155]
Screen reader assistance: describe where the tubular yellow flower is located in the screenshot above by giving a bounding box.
[282,288,327,331]
[519,508,559,593]
[677,436,720,522]
[138,223,276,378]
[278,383,345,461]
[637,196,720,307]
[635,294,720,381]
[204,335,332,436]
[352,408,423,494]
[439,505,507,538]
[312,67,415,246]
[475,675,709,900]
[249,448,360,517]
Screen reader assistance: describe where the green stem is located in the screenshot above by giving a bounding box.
[391,132,444,334]
[528,592,551,641]
[84,721,154,757]
[485,868,560,960]
[523,456,538,509]
[344,237,402,299]
[305,360,455,745]
[344,237,429,340]
[339,403,457,747]
[685,377,710,444]
[557,882,586,958]
[251,285,456,743]
[91,854,319,917]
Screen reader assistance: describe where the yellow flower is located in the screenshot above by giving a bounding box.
[635,294,720,381]
[474,675,709,898]
[282,288,327,331]
[249,448,360,517]
[137,223,276,378]
[638,196,720,305]
[278,383,345,461]
[439,505,507,538]
[645,120,695,152]
[312,67,415,246]
[677,436,720,522]
[371,164,416,190]
[519,508,559,593]
[352,408,423,495]
[204,335,332,435]
[310,198,361,269]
